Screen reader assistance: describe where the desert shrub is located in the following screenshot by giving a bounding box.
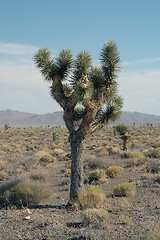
[108,146,119,155]
[81,208,108,224]
[113,182,136,197]
[120,150,132,159]
[78,186,106,208]
[0,177,50,207]
[88,158,106,170]
[146,160,160,174]
[52,131,56,141]
[89,169,106,183]
[105,166,123,178]
[129,152,144,159]
[39,155,56,165]
[125,158,146,168]
[149,148,160,158]
[29,170,48,182]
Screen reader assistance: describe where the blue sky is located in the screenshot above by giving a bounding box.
[0,0,160,115]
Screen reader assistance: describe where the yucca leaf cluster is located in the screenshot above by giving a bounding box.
[34,40,123,135]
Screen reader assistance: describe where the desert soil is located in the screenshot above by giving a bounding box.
[0,126,160,240]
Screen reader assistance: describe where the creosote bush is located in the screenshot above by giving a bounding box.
[0,177,50,207]
[81,208,108,224]
[105,166,123,178]
[113,182,136,197]
[78,186,106,208]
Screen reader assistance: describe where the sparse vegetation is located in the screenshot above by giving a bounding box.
[0,125,160,239]
[105,166,123,178]
[113,182,136,197]
[78,186,106,208]
[81,208,108,224]
[89,169,106,182]
[0,177,50,207]
[115,124,130,150]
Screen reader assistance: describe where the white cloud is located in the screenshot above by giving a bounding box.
[119,69,160,115]
[0,42,61,114]
[0,42,38,56]
[123,57,160,67]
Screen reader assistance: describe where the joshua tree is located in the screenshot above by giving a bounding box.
[115,124,129,150]
[34,41,123,203]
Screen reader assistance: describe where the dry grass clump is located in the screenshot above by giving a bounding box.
[113,182,136,197]
[0,177,50,207]
[39,154,56,165]
[35,150,50,158]
[108,146,120,155]
[89,169,107,183]
[53,148,64,156]
[78,186,106,208]
[81,208,108,224]
[105,166,123,178]
[29,170,48,182]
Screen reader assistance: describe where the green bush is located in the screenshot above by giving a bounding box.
[78,186,106,208]
[113,182,136,197]
[129,152,144,159]
[0,177,50,207]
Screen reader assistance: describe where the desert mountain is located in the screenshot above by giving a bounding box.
[0,109,160,128]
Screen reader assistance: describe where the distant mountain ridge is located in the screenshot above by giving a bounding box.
[0,109,160,128]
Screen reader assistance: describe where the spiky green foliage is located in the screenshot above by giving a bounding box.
[72,51,92,83]
[62,83,72,97]
[56,49,73,79]
[34,48,73,82]
[34,48,55,81]
[89,66,104,88]
[115,124,129,137]
[100,40,120,84]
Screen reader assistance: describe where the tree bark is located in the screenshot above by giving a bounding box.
[69,132,83,202]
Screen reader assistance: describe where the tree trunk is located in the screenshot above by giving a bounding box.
[123,138,127,150]
[69,132,83,202]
